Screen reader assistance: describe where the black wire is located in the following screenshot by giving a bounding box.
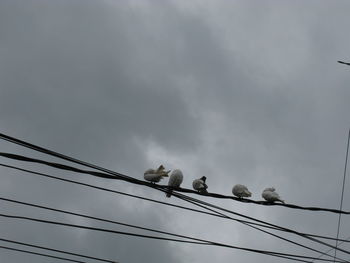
[169,190,350,257]
[0,163,224,219]
[0,195,346,263]
[0,244,89,263]
[170,192,350,262]
[0,212,344,263]
[0,134,349,260]
[334,128,350,262]
[1,151,350,257]
[0,135,349,261]
[0,139,349,258]
[2,162,348,244]
[0,196,222,245]
[1,133,349,215]
[311,237,350,263]
[0,237,117,263]
[0,213,207,245]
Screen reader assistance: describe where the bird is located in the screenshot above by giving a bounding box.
[166,169,183,198]
[232,184,252,198]
[144,165,170,183]
[192,176,208,193]
[262,187,285,204]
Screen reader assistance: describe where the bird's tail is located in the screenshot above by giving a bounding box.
[199,188,208,194]
[279,199,285,204]
[162,170,171,177]
[166,188,173,198]
[244,190,252,197]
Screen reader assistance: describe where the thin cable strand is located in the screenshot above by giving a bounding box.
[1,133,349,214]
[1,163,349,244]
[0,244,89,263]
[0,195,344,262]
[0,212,344,263]
[334,128,350,262]
[0,237,117,263]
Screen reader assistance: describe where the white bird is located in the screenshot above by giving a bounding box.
[166,169,183,198]
[192,176,208,193]
[262,187,285,204]
[232,184,252,198]
[144,165,170,183]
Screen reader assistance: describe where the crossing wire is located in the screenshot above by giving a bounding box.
[1,154,350,258]
[2,162,348,244]
[0,244,90,263]
[0,237,117,263]
[0,212,345,263]
[1,134,350,261]
[0,195,345,262]
[1,133,350,214]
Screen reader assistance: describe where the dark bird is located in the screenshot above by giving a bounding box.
[192,176,208,193]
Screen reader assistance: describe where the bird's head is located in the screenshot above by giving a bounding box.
[200,176,207,182]
[157,165,165,171]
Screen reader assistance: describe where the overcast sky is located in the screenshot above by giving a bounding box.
[1,0,350,262]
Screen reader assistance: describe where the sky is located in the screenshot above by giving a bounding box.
[0,0,350,262]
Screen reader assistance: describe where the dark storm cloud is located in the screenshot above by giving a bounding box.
[1,0,350,262]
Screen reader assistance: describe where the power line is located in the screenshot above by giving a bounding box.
[1,135,349,261]
[0,196,224,245]
[311,236,350,263]
[0,163,225,218]
[0,237,117,263]
[1,151,349,214]
[1,163,349,244]
[334,128,350,262]
[0,195,344,262]
[169,191,350,260]
[0,212,345,263]
[1,135,349,260]
[0,244,90,263]
[1,133,350,214]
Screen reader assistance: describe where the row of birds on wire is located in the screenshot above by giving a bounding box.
[144,165,285,203]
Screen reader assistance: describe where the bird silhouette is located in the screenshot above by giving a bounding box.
[192,176,208,194]
[144,165,170,183]
[262,187,285,204]
[232,184,252,198]
[166,169,183,198]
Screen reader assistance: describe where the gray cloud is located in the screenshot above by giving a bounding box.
[1,0,350,262]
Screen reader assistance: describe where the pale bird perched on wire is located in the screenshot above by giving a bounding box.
[166,169,183,198]
[144,165,170,183]
[232,184,252,198]
[192,176,208,194]
[262,187,285,204]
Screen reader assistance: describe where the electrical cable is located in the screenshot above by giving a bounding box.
[333,128,350,262]
[0,244,90,263]
[0,153,350,254]
[1,134,349,261]
[1,162,348,244]
[0,237,117,263]
[0,195,345,262]
[311,237,350,263]
[0,212,345,263]
[169,190,350,257]
[1,133,349,214]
